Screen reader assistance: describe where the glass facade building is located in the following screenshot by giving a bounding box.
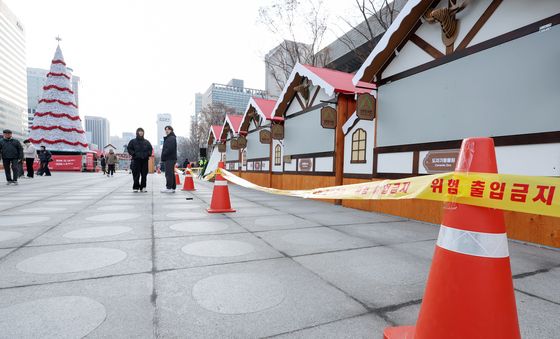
[201,79,267,114]
[85,116,110,150]
[0,1,27,140]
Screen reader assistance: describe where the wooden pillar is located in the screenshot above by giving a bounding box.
[269,134,273,188]
[334,95,348,205]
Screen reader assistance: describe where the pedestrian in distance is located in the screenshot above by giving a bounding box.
[22,140,37,178]
[106,149,118,177]
[127,127,153,193]
[0,129,23,185]
[160,125,177,193]
[37,146,52,176]
[100,154,107,175]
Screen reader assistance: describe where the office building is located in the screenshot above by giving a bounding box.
[265,40,312,98]
[0,1,27,140]
[85,116,110,150]
[156,113,172,152]
[201,79,267,114]
[195,93,203,114]
[27,67,81,132]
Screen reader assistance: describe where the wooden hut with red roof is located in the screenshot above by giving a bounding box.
[221,114,243,171]
[350,0,560,247]
[236,97,279,187]
[270,63,375,201]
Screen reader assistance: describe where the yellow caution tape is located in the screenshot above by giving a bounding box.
[218,168,560,218]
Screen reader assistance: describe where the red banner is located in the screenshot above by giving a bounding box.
[33,155,83,171]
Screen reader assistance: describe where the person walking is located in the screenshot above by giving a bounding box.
[160,125,177,193]
[22,140,37,178]
[100,154,107,175]
[37,146,52,176]
[127,127,153,192]
[106,149,118,177]
[0,129,23,185]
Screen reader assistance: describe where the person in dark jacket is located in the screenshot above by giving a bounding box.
[100,154,107,174]
[160,125,177,193]
[0,129,23,185]
[127,127,153,192]
[37,146,52,176]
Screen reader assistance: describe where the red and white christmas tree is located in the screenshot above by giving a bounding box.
[29,43,88,152]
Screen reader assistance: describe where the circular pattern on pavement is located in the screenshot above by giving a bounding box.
[281,231,339,245]
[0,231,22,242]
[63,226,132,239]
[166,212,207,219]
[162,203,201,210]
[19,207,67,213]
[181,240,254,257]
[17,248,127,274]
[255,216,298,227]
[2,216,50,227]
[170,221,229,233]
[192,273,286,314]
[96,205,135,212]
[85,213,139,222]
[0,296,106,338]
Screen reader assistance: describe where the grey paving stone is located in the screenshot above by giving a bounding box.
[0,226,52,249]
[0,273,153,338]
[333,221,438,245]
[296,211,382,226]
[156,258,366,338]
[508,243,560,276]
[272,313,387,339]
[259,227,374,256]
[154,218,247,238]
[231,214,322,232]
[155,233,282,270]
[0,240,151,288]
[295,246,431,308]
[29,222,152,246]
[515,267,560,304]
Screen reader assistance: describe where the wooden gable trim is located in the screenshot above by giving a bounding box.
[380,13,560,85]
[456,0,503,51]
[410,34,444,59]
[294,92,306,110]
[285,102,330,120]
[308,86,321,108]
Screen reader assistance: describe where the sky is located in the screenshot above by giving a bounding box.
[6,0,362,144]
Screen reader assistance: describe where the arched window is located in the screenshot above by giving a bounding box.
[351,128,367,163]
[274,144,282,166]
[242,150,247,167]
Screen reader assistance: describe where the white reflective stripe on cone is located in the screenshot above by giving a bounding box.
[214,181,228,186]
[186,175,192,178]
[436,224,509,258]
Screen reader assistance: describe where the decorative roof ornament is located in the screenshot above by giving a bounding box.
[424,0,467,48]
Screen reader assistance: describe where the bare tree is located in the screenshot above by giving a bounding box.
[188,102,237,153]
[333,0,404,64]
[177,136,199,164]
[260,0,330,92]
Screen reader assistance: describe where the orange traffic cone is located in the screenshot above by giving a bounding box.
[207,161,235,213]
[384,137,520,339]
[181,164,196,191]
[175,171,181,185]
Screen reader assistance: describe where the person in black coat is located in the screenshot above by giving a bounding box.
[160,125,177,193]
[0,129,23,185]
[37,146,52,176]
[127,127,153,192]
